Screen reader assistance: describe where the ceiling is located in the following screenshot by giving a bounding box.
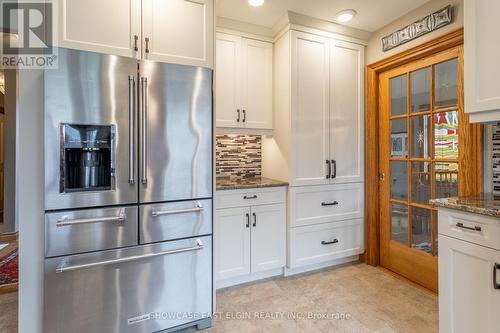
[216,0,431,32]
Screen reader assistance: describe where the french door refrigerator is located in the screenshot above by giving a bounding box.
[43,48,213,333]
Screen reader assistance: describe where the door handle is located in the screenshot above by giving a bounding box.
[145,37,150,53]
[326,160,331,179]
[331,160,337,179]
[242,109,246,123]
[321,201,339,206]
[140,76,148,184]
[56,209,126,227]
[455,222,481,232]
[133,35,139,52]
[56,239,204,273]
[152,202,203,217]
[494,263,500,290]
[252,212,257,227]
[237,109,240,122]
[321,239,339,245]
[246,213,250,228]
[128,75,135,184]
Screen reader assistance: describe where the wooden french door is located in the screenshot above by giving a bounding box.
[378,45,482,292]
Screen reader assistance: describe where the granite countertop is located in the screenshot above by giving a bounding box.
[430,193,500,218]
[216,177,288,191]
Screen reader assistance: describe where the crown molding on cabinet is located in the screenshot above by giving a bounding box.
[272,11,371,45]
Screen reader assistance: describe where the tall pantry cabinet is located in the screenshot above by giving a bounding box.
[264,28,365,271]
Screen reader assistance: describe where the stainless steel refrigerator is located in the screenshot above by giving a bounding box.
[43,48,213,333]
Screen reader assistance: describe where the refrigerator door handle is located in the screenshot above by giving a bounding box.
[55,239,204,273]
[128,75,135,184]
[151,202,204,217]
[141,76,148,184]
[56,209,126,227]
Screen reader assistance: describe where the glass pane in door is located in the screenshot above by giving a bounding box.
[391,161,408,201]
[435,162,459,198]
[410,115,431,158]
[391,74,407,116]
[434,59,458,108]
[391,118,408,157]
[411,67,431,113]
[391,204,408,245]
[434,111,459,159]
[411,162,431,205]
[411,207,432,253]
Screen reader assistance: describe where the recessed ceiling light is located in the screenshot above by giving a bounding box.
[248,0,264,7]
[336,9,356,23]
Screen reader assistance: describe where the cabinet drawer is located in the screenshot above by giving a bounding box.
[438,209,500,251]
[290,183,363,227]
[216,186,286,209]
[288,219,364,268]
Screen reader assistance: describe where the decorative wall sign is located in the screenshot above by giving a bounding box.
[382,5,453,52]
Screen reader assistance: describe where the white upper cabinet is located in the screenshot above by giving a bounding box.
[215,32,273,129]
[287,31,364,186]
[142,0,213,67]
[290,31,330,186]
[329,40,364,183]
[55,0,214,67]
[464,0,500,122]
[240,38,273,129]
[215,33,241,128]
[55,0,142,58]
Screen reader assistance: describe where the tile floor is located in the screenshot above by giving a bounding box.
[201,263,438,333]
[0,292,17,333]
[0,263,438,333]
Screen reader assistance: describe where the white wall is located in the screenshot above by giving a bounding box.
[366,0,463,64]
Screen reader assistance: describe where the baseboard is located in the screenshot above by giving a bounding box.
[216,267,284,289]
[284,255,359,277]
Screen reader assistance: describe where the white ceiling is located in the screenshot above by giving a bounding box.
[216,0,431,32]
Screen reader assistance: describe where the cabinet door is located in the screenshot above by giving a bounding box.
[142,0,214,67]
[215,33,241,128]
[241,38,273,129]
[329,40,364,184]
[439,235,500,333]
[464,0,500,117]
[55,0,141,58]
[290,31,330,186]
[215,207,250,280]
[250,204,286,273]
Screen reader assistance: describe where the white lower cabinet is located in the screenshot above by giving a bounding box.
[288,219,364,269]
[215,187,286,287]
[215,207,251,280]
[439,209,500,333]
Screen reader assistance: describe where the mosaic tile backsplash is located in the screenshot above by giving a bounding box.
[216,135,261,178]
[493,124,500,195]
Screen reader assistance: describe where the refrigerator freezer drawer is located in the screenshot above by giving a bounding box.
[44,236,212,333]
[45,206,138,258]
[140,199,212,244]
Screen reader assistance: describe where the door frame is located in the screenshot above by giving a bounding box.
[364,28,483,266]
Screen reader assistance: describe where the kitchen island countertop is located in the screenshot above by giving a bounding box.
[430,193,500,218]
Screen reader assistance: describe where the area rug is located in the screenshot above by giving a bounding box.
[0,250,18,285]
